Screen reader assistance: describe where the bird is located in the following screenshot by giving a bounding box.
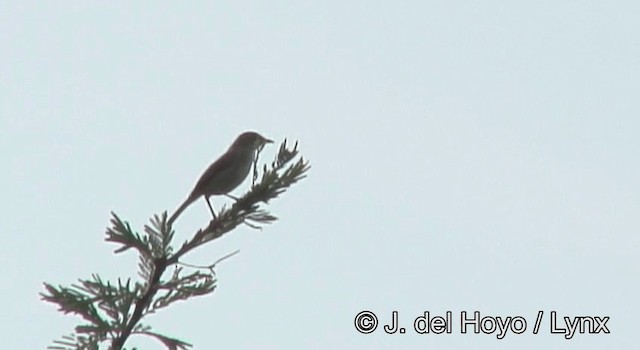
[168,131,273,225]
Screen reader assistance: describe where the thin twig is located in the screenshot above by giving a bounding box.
[177,250,241,271]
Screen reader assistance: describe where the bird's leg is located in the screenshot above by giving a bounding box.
[206,196,217,220]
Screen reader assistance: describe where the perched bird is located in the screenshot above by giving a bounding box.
[168,131,273,225]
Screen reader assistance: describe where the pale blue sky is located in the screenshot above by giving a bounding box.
[1,1,639,349]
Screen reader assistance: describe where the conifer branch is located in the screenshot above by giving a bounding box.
[42,138,309,349]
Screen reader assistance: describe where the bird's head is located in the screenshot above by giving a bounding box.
[232,131,273,151]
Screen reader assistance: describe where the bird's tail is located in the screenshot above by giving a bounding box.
[168,195,196,226]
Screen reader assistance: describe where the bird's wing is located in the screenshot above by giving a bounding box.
[192,151,238,195]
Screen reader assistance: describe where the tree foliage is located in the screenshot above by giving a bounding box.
[41,139,309,349]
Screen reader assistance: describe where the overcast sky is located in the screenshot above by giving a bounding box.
[1,1,639,349]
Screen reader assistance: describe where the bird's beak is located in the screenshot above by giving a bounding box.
[263,137,273,144]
